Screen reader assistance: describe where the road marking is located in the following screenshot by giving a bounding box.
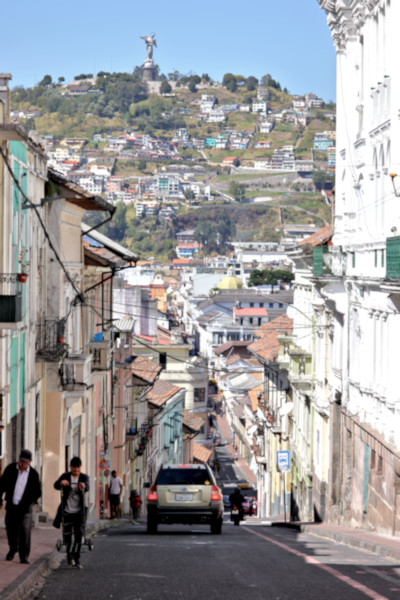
[243,527,389,600]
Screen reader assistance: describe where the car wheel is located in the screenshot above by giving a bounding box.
[147,517,158,534]
[210,517,222,534]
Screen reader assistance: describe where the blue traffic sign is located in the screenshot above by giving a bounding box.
[277,450,290,472]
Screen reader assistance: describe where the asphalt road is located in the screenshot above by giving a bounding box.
[37,521,400,600]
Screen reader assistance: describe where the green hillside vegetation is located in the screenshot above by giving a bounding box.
[12,70,335,260]
[11,71,333,150]
[84,189,331,261]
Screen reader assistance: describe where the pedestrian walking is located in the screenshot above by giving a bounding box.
[129,489,142,521]
[0,449,41,564]
[108,470,123,519]
[54,456,89,568]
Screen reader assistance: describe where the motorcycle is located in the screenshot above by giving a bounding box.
[231,505,241,526]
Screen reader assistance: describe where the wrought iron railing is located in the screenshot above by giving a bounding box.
[36,319,67,362]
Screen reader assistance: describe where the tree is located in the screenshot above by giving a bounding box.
[58,76,65,84]
[39,74,52,87]
[222,73,237,92]
[201,73,210,82]
[188,79,197,93]
[183,189,196,203]
[216,212,236,245]
[246,76,258,91]
[312,169,334,191]
[248,268,294,287]
[228,181,246,202]
[160,80,172,94]
[194,218,218,246]
[107,202,128,242]
[138,160,147,172]
[168,70,181,81]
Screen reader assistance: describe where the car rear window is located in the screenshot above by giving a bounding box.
[157,468,212,485]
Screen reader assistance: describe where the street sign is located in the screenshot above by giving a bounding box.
[277,450,290,472]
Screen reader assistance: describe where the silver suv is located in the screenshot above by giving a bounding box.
[146,464,223,534]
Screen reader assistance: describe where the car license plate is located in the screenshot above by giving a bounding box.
[176,493,193,501]
[232,509,239,515]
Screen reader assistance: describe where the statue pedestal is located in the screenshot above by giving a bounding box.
[143,61,156,82]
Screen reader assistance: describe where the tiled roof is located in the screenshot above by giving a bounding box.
[182,409,205,432]
[147,380,183,407]
[298,223,333,247]
[248,387,263,412]
[131,355,162,384]
[226,354,260,367]
[214,341,251,355]
[134,334,171,345]
[248,315,293,362]
[234,307,269,316]
[198,310,224,325]
[193,443,212,464]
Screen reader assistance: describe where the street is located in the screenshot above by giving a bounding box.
[37,521,400,600]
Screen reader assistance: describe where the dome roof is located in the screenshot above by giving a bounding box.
[216,273,243,290]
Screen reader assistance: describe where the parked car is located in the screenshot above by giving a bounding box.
[242,496,257,516]
[146,464,224,534]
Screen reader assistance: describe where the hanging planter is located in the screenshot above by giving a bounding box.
[17,273,29,283]
[57,336,66,344]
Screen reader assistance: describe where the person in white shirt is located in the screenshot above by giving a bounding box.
[0,449,41,564]
[108,470,123,519]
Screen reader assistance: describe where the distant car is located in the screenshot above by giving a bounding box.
[237,480,251,490]
[146,463,224,534]
[242,496,257,516]
[223,494,231,509]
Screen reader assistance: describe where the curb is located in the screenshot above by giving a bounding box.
[263,521,400,563]
[298,524,400,563]
[0,520,109,600]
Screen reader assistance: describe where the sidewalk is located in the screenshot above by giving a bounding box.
[0,517,110,600]
[214,413,400,563]
[240,518,400,562]
[296,521,400,562]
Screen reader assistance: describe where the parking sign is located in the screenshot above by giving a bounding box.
[277,450,290,472]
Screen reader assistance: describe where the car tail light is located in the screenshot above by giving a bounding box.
[211,485,221,501]
[147,485,158,501]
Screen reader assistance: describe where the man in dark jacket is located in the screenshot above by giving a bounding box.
[0,449,41,563]
[54,456,89,569]
[229,487,245,520]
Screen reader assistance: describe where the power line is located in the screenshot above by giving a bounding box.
[0,147,83,301]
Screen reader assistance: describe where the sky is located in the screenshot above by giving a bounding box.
[3,0,336,101]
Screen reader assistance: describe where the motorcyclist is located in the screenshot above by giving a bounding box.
[229,487,244,520]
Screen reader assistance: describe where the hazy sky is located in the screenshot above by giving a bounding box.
[3,0,336,101]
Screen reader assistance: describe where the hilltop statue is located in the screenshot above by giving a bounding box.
[140,33,157,63]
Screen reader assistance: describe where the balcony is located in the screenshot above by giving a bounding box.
[0,274,23,329]
[270,408,282,432]
[59,354,92,392]
[126,418,138,439]
[90,332,112,371]
[313,246,346,278]
[36,319,68,362]
[289,350,313,392]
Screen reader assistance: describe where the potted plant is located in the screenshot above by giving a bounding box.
[17,248,29,282]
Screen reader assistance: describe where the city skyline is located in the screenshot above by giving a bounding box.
[2,0,336,101]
